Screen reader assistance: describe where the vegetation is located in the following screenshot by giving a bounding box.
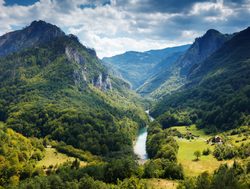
[194,151,201,161]
[152,28,250,132]
[178,161,250,189]
[0,34,148,159]
[54,142,99,162]
[145,121,184,179]
[36,147,87,169]
[1,21,249,188]
[0,124,44,187]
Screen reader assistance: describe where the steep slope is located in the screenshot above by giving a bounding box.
[137,51,185,96]
[152,27,250,131]
[0,21,148,158]
[144,29,231,98]
[0,20,65,57]
[0,122,44,186]
[102,45,190,89]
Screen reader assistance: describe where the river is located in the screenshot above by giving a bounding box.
[133,110,154,162]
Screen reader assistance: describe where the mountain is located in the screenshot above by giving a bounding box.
[102,45,190,89]
[152,27,250,131]
[0,20,65,57]
[139,29,232,97]
[0,20,148,158]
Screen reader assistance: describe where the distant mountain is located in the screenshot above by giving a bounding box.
[102,45,190,89]
[152,27,250,131]
[0,20,65,57]
[140,29,232,97]
[0,21,148,157]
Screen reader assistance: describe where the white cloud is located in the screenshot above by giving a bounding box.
[0,0,250,58]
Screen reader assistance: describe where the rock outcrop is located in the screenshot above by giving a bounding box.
[92,73,112,91]
[0,20,65,57]
[65,46,85,65]
[65,46,112,91]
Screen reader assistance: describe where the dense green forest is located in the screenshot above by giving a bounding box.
[0,34,149,159]
[0,123,44,186]
[178,161,249,189]
[0,21,150,188]
[0,20,249,189]
[152,27,250,132]
[145,121,184,179]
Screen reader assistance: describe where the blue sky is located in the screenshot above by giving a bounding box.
[1,0,250,57]
[4,0,39,6]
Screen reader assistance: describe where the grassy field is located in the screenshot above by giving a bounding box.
[171,125,211,139]
[144,178,178,189]
[172,125,234,176]
[37,147,87,168]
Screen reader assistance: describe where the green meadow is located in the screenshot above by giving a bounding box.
[172,125,234,176]
[37,147,87,168]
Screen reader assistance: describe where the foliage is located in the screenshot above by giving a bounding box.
[143,159,184,179]
[202,148,211,156]
[54,142,99,162]
[157,110,194,129]
[12,157,147,188]
[117,177,147,189]
[103,45,189,90]
[213,142,250,160]
[146,121,179,159]
[0,126,44,187]
[145,120,184,180]
[194,151,201,160]
[0,35,148,158]
[104,158,139,183]
[152,28,250,131]
[178,161,249,189]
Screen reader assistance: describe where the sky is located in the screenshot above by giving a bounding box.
[0,0,250,58]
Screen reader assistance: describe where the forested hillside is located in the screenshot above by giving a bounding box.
[152,27,250,132]
[0,123,44,186]
[0,21,148,159]
[103,45,190,89]
[0,19,249,189]
[145,29,232,98]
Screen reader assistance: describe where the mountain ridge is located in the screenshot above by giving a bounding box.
[139,28,232,97]
[0,20,148,158]
[152,26,250,131]
[102,44,190,89]
[0,20,65,57]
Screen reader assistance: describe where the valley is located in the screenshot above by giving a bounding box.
[0,20,249,189]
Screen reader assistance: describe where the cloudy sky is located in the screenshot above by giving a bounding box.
[0,0,250,58]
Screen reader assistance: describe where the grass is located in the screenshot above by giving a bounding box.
[172,125,211,139]
[37,147,87,168]
[144,178,178,189]
[172,125,234,176]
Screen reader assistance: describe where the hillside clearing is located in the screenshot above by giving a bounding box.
[144,178,178,189]
[37,147,87,168]
[172,126,234,176]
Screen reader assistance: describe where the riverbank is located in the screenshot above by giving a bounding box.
[133,110,154,164]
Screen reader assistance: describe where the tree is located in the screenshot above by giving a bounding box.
[194,150,201,161]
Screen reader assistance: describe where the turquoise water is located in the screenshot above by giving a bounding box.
[133,126,148,160]
[133,110,154,160]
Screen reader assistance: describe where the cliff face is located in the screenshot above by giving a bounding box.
[178,29,232,76]
[0,19,114,92]
[139,29,232,98]
[0,20,65,57]
[65,46,112,91]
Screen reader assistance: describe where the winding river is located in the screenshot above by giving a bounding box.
[133,110,154,162]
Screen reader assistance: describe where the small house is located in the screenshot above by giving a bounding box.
[207,136,223,144]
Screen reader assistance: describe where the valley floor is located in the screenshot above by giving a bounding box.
[172,125,249,176]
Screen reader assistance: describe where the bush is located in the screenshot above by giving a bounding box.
[202,148,211,156]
